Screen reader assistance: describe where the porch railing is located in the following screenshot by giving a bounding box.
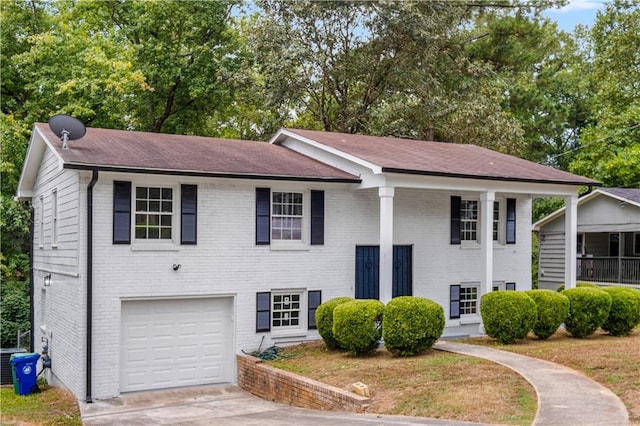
[577,257,640,284]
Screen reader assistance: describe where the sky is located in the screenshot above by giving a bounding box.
[542,0,608,32]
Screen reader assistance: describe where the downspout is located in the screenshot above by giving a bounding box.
[86,170,98,403]
[29,204,35,352]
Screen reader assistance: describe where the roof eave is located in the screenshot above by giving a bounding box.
[381,167,600,187]
[63,163,361,184]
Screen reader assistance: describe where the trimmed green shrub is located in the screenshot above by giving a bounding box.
[562,287,612,337]
[556,282,597,292]
[315,297,354,349]
[525,290,570,339]
[480,291,537,344]
[333,299,384,356]
[601,287,640,336]
[382,296,445,356]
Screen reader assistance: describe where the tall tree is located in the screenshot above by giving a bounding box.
[569,0,640,187]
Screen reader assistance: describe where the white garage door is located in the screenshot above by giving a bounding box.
[121,297,234,392]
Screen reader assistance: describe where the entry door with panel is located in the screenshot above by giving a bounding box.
[355,245,412,299]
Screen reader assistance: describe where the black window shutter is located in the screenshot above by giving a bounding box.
[310,190,324,245]
[256,188,270,245]
[450,196,461,245]
[506,198,516,244]
[181,184,197,245]
[506,282,516,291]
[450,284,461,319]
[113,181,131,244]
[308,290,322,329]
[256,292,271,332]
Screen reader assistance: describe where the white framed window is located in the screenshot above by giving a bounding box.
[271,191,304,241]
[52,189,58,247]
[460,285,479,316]
[39,195,44,248]
[492,201,500,241]
[272,291,302,329]
[134,186,174,240]
[461,200,478,241]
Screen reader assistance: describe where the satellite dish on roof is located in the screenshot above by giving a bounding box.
[48,114,86,150]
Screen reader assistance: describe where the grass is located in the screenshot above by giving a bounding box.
[270,341,537,425]
[460,327,640,424]
[0,381,81,426]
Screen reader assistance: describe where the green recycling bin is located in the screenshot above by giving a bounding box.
[10,353,40,396]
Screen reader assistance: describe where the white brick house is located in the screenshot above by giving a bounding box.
[17,124,596,401]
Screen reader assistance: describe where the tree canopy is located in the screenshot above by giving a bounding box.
[1,0,638,345]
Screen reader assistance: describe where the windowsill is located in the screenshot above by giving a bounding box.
[459,241,507,250]
[269,242,310,252]
[271,329,307,339]
[131,242,180,252]
[460,315,481,325]
[51,244,58,249]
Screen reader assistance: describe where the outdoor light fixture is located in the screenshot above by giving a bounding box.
[44,274,51,287]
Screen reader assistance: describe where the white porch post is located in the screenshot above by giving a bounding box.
[379,186,395,304]
[480,191,495,297]
[564,195,578,289]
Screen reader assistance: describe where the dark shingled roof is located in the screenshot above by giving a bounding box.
[284,128,599,186]
[35,124,359,182]
[600,187,640,204]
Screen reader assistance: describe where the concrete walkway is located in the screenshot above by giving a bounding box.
[434,341,629,426]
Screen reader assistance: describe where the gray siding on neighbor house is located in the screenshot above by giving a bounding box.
[538,232,566,290]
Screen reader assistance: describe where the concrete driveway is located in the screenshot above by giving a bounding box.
[80,384,484,425]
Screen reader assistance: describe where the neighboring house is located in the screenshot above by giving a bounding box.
[533,188,640,290]
[17,124,596,401]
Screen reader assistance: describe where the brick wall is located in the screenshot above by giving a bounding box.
[236,354,370,412]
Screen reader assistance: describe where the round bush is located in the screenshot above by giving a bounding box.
[525,290,570,339]
[600,287,640,336]
[480,291,537,344]
[315,297,354,349]
[562,287,612,338]
[333,299,384,356]
[556,282,597,292]
[382,296,445,356]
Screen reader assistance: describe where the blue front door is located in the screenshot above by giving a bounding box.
[355,245,412,299]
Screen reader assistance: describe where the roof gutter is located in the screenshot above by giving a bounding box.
[62,164,361,184]
[381,167,600,187]
[86,170,98,403]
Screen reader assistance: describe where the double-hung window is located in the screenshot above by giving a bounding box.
[113,182,197,245]
[135,187,173,240]
[460,200,478,241]
[255,188,324,246]
[272,192,303,241]
[451,196,516,245]
[450,283,479,319]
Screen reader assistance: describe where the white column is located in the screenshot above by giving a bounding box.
[480,192,495,297]
[564,195,578,289]
[379,186,395,304]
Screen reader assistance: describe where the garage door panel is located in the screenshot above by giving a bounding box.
[121,298,233,392]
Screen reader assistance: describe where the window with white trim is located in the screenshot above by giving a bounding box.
[272,291,301,329]
[460,285,479,315]
[39,195,44,248]
[492,201,500,241]
[135,187,173,240]
[52,189,58,247]
[461,200,478,241]
[272,191,303,241]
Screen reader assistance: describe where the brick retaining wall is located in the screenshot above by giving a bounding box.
[236,354,371,412]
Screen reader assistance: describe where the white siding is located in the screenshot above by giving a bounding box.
[31,147,85,399]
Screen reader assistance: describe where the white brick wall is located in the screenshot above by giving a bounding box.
[32,159,534,399]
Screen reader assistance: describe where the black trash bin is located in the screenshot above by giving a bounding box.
[1,348,27,385]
